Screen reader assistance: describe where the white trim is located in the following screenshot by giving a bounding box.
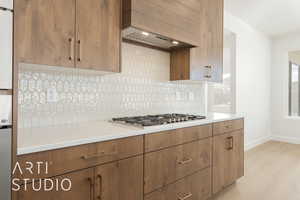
[245,135,272,151]
[271,135,300,144]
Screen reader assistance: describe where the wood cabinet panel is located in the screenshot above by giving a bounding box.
[92,135,143,164]
[170,0,224,83]
[190,0,224,82]
[213,119,244,136]
[16,136,143,181]
[94,156,143,200]
[144,138,212,194]
[145,125,212,152]
[145,168,211,200]
[76,0,121,72]
[213,130,244,194]
[15,168,94,200]
[15,0,76,67]
[123,0,202,46]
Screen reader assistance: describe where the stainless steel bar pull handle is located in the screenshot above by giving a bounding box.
[77,40,81,62]
[178,158,193,165]
[226,136,234,150]
[68,38,74,61]
[96,175,102,200]
[177,193,193,200]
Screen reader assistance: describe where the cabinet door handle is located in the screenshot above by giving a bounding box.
[204,75,212,78]
[77,40,81,62]
[87,177,94,199]
[81,151,118,160]
[178,158,193,165]
[225,124,233,129]
[177,193,193,200]
[96,175,102,200]
[226,136,234,150]
[68,38,74,61]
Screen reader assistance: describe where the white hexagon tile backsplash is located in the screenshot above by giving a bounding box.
[18,43,205,128]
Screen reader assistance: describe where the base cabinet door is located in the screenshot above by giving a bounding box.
[15,168,94,200]
[94,156,143,200]
[213,130,244,194]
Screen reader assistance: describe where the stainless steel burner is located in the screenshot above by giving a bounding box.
[111,114,206,127]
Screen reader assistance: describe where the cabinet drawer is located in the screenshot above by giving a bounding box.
[213,119,244,136]
[16,136,143,180]
[145,125,212,152]
[145,168,211,200]
[144,138,212,194]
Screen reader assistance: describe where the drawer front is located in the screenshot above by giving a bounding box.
[16,136,143,180]
[213,119,244,136]
[91,135,143,164]
[145,168,211,200]
[145,124,212,152]
[144,138,212,194]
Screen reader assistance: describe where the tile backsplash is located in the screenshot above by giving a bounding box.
[18,43,205,128]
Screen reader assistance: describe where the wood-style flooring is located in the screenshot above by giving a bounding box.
[212,141,300,200]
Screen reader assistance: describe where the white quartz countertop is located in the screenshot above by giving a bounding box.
[18,113,244,155]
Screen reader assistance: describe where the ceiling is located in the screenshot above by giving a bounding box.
[225,0,300,38]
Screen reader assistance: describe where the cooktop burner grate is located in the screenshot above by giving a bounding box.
[112,114,206,127]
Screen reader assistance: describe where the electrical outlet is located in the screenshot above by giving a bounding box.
[188,92,195,100]
[47,88,58,103]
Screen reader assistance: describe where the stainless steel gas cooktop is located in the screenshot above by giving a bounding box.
[112,114,206,127]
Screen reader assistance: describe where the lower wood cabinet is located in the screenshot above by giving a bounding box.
[144,138,212,194]
[212,130,244,194]
[15,120,244,200]
[145,168,211,200]
[15,156,143,200]
[94,156,143,200]
[16,168,94,200]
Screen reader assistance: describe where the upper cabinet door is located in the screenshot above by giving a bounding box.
[76,0,121,72]
[190,0,224,83]
[15,0,76,67]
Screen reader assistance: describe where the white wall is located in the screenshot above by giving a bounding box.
[271,33,300,143]
[224,12,272,149]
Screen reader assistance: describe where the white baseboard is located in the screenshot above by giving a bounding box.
[245,135,271,151]
[271,135,300,144]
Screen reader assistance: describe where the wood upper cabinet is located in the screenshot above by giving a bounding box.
[190,0,224,83]
[14,0,76,67]
[15,0,121,72]
[94,156,143,200]
[16,168,94,200]
[170,0,224,83]
[213,130,244,194]
[76,0,121,72]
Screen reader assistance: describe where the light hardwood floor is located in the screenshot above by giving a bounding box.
[212,141,300,200]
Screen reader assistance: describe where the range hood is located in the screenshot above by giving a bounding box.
[122,27,195,50]
[122,0,202,51]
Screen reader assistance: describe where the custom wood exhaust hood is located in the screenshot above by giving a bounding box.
[122,0,202,51]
